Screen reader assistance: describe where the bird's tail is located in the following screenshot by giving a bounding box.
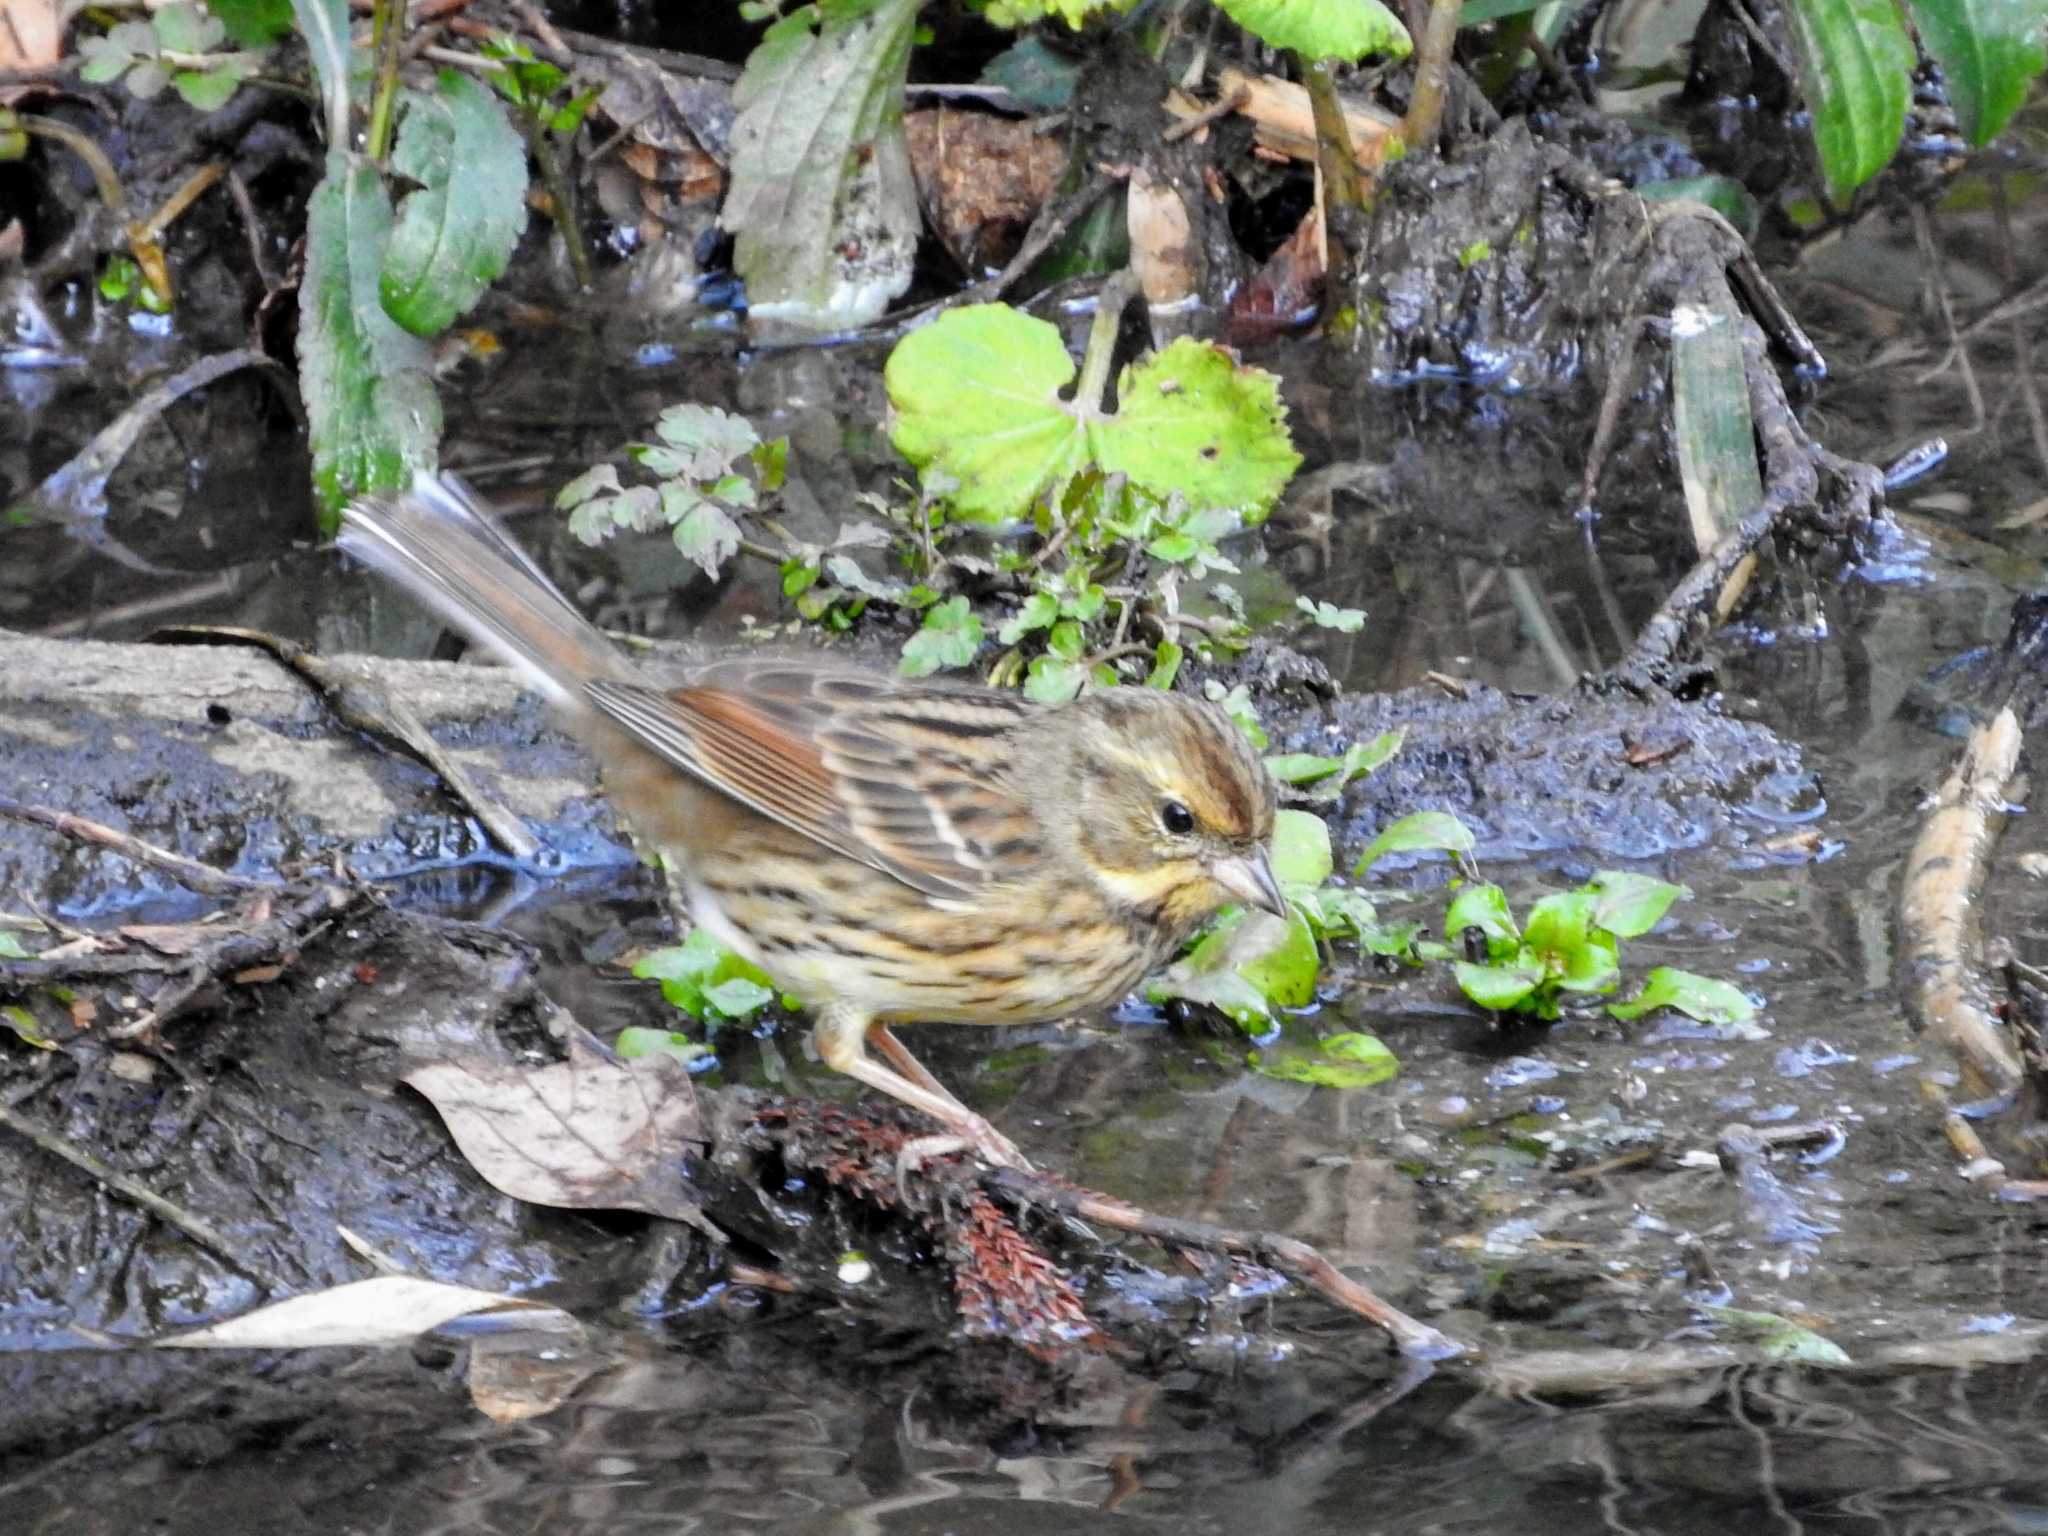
[338,474,619,706]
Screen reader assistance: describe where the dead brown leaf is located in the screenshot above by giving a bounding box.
[404,1031,712,1231]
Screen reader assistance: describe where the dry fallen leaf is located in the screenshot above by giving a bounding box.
[159,1274,579,1350]
[404,1030,712,1232]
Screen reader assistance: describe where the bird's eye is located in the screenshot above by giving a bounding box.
[1159,800,1196,836]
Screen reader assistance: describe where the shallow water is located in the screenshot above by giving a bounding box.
[6,151,2048,1534]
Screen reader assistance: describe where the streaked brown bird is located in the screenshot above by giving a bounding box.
[340,476,1283,1169]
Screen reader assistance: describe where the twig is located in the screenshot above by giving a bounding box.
[0,1102,289,1292]
[985,1169,1461,1358]
[0,795,272,898]
[1164,82,1247,143]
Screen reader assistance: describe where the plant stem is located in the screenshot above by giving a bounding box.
[1403,0,1464,151]
[1073,268,1140,417]
[528,116,594,290]
[1303,57,1367,335]
[364,0,408,162]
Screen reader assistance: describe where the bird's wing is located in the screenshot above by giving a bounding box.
[582,664,1042,900]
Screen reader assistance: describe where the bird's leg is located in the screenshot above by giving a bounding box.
[867,1021,970,1112]
[813,1004,1031,1172]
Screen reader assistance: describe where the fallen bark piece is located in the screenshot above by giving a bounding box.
[1899,707,2026,1097]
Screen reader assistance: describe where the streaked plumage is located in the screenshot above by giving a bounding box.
[340,475,1282,1169]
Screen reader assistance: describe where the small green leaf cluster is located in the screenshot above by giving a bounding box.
[556,405,789,581]
[77,2,266,112]
[1413,867,1756,1026]
[478,36,602,138]
[631,930,782,1023]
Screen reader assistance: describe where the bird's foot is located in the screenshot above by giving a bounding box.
[895,1115,1032,1196]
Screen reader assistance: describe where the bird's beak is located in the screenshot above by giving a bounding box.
[1212,849,1289,918]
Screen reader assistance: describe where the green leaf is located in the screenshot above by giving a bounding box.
[900,596,983,676]
[153,1,221,53]
[1271,808,1332,889]
[1454,957,1546,1013]
[998,590,1059,643]
[1097,338,1302,520]
[1443,882,1519,955]
[1588,871,1684,939]
[0,931,29,959]
[1353,809,1473,875]
[633,931,776,1022]
[1211,0,1412,61]
[724,0,921,327]
[1266,729,1405,800]
[1908,0,2048,146]
[171,63,250,112]
[289,0,352,142]
[887,304,1089,520]
[299,151,441,519]
[1295,595,1365,631]
[980,0,1139,25]
[1202,681,1269,749]
[207,0,295,46]
[614,1027,711,1066]
[1153,907,1321,1028]
[1522,890,1595,959]
[1023,652,1088,702]
[380,72,530,337]
[1671,290,1764,553]
[702,976,775,1017]
[654,404,759,474]
[1701,1304,1852,1366]
[1254,1030,1399,1088]
[1146,639,1182,689]
[672,499,743,579]
[2,1004,54,1049]
[1785,0,1915,201]
[1045,618,1085,660]
[1608,967,1758,1024]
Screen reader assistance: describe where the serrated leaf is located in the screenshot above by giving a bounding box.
[153,2,222,53]
[171,64,248,112]
[900,596,983,676]
[1296,595,1366,631]
[614,1027,710,1067]
[299,151,441,519]
[1097,338,1302,518]
[724,0,921,326]
[381,73,529,337]
[998,590,1059,643]
[654,403,759,474]
[1153,907,1319,1029]
[556,463,622,507]
[672,499,743,579]
[1212,0,1412,60]
[1353,809,1474,875]
[980,0,1137,26]
[701,976,774,1017]
[887,303,1088,520]
[1023,653,1088,702]
[633,931,775,1023]
[1907,0,2048,146]
[1786,0,1914,201]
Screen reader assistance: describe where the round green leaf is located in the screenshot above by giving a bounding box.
[1271,808,1333,889]
[886,304,1087,521]
[1095,338,1302,518]
[1212,0,1412,60]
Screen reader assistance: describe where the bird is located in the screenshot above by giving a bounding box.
[339,474,1285,1170]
